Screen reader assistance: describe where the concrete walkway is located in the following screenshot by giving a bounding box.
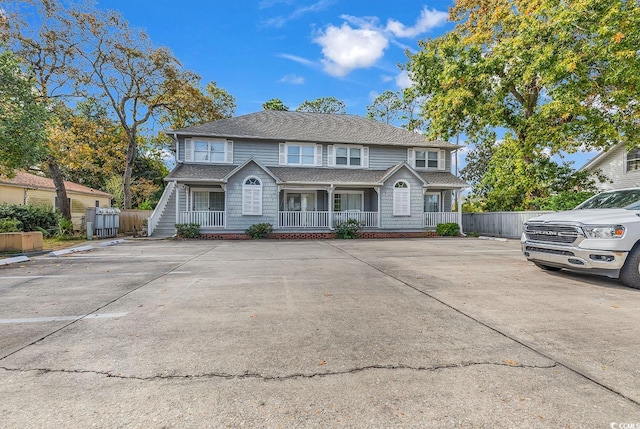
[0,238,638,427]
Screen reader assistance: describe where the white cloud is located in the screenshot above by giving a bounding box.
[395,70,412,89]
[386,7,449,38]
[311,7,448,77]
[277,53,317,68]
[314,23,388,77]
[280,74,305,84]
[261,0,335,28]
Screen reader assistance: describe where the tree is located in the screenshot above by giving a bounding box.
[262,98,289,111]
[2,0,78,219]
[407,0,640,210]
[366,90,402,125]
[161,80,236,130]
[366,89,425,131]
[0,47,48,177]
[296,96,346,114]
[70,7,199,208]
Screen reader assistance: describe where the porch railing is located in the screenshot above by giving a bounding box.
[333,211,378,227]
[279,211,330,228]
[424,211,459,227]
[179,211,225,228]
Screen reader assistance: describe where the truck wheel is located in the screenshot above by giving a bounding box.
[619,246,640,289]
[533,262,561,272]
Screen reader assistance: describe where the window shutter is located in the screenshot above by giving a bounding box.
[393,188,410,216]
[226,141,234,163]
[407,148,415,167]
[315,144,323,166]
[185,139,193,162]
[438,149,446,171]
[279,143,286,165]
[327,145,335,167]
[362,147,369,168]
[242,183,262,215]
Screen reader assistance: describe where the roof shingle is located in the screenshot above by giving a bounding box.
[169,111,459,149]
[0,171,112,197]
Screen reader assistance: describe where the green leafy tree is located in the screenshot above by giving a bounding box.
[262,98,289,111]
[0,47,48,177]
[366,90,403,125]
[407,0,640,210]
[296,96,346,114]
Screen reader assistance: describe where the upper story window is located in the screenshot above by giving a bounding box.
[178,138,233,164]
[328,144,369,168]
[627,148,640,172]
[408,148,445,170]
[279,143,322,166]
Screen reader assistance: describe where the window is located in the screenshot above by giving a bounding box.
[95,200,100,207]
[177,140,185,162]
[409,149,445,170]
[334,192,363,212]
[193,191,225,211]
[280,143,321,166]
[184,139,233,163]
[628,148,640,172]
[288,145,316,165]
[285,193,316,211]
[194,141,225,162]
[424,193,441,212]
[332,145,365,167]
[242,177,262,215]
[393,181,410,216]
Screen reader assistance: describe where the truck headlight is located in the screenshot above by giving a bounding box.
[582,225,625,239]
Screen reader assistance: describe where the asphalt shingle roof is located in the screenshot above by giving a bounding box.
[166,163,468,188]
[169,111,459,149]
[166,163,237,181]
[0,171,112,197]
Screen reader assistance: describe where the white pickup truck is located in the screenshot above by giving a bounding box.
[521,188,640,289]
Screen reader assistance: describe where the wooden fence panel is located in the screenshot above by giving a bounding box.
[119,210,153,233]
[462,211,553,238]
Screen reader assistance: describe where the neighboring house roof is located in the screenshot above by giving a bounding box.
[165,162,467,189]
[169,110,460,149]
[0,171,112,198]
[579,144,621,172]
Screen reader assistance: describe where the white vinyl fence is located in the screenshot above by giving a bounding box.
[462,211,553,239]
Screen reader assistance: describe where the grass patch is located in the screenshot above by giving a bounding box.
[43,237,88,251]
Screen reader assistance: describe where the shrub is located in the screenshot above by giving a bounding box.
[335,218,365,239]
[0,204,58,232]
[175,223,200,239]
[245,223,273,239]
[56,218,74,238]
[0,218,22,233]
[436,222,460,237]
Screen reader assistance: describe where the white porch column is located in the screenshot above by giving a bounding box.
[457,190,464,234]
[375,187,381,228]
[328,184,334,230]
[175,184,181,225]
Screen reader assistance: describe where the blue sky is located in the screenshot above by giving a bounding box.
[96,0,454,116]
[95,0,596,170]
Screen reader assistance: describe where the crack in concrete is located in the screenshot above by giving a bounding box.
[0,361,559,382]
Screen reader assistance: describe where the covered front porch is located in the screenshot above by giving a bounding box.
[278,186,379,229]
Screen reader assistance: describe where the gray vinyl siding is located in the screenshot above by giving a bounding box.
[224,163,278,230]
[177,186,187,218]
[443,190,453,212]
[380,169,425,229]
[232,140,280,165]
[177,137,454,172]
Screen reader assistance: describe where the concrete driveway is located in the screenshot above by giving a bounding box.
[0,238,639,428]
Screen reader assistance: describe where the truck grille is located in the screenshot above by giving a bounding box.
[524,223,582,244]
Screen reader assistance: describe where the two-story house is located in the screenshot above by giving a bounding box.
[148,110,467,238]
